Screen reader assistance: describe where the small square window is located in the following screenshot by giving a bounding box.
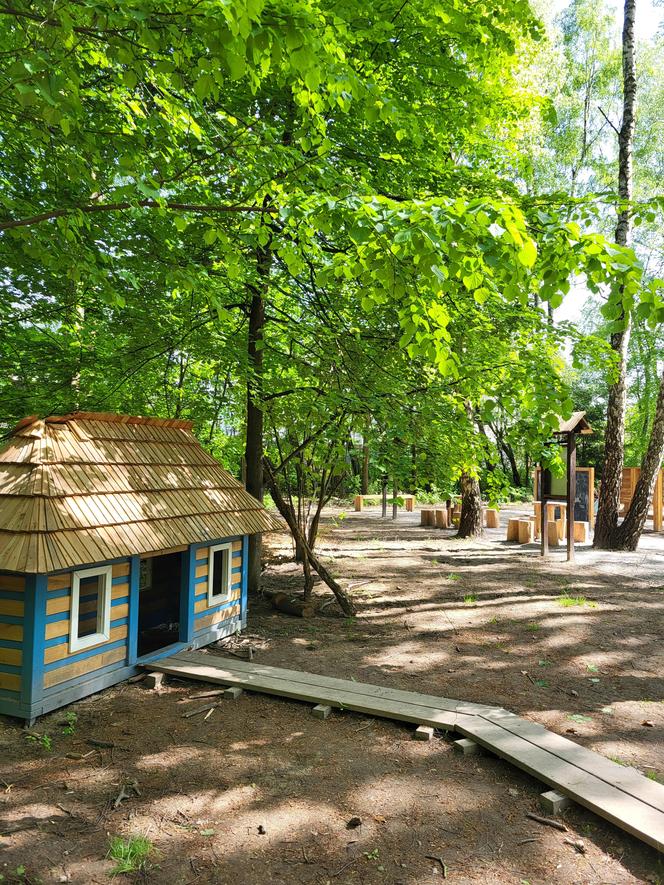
[207,543,232,605]
[69,565,113,653]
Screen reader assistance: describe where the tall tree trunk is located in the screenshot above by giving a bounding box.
[245,237,270,592]
[458,402,484,539]
[457,471,483,539]
[498,434,522,488]
[613,370,664,549]
[594,0,637,549]
[361,429,369,495]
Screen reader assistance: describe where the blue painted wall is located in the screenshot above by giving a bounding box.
[0,535,247,722]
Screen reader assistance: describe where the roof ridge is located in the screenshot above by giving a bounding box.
[47,411,195,430]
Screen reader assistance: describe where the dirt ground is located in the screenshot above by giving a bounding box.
[2,505,664,884]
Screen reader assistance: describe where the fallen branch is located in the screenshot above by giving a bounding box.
[271,592,316,618]
[331,859,357,877]
[182,703,219,719]
[526,812,568,832]
[113,779,141,808]
[425,854,448,878]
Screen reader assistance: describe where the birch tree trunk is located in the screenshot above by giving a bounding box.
[613,371,664,549]
[593,0,637,549]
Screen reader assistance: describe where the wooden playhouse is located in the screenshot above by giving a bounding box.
[0,412,281,722]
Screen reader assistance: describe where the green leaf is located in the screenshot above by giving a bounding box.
[517,239,537,268]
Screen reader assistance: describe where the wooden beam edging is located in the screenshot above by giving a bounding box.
[145,652,664,853]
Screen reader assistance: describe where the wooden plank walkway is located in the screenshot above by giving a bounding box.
[147,651,664,853]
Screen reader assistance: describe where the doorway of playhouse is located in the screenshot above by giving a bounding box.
[137,551,183,657]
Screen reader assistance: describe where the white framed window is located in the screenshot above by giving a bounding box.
[207,543,232,606]
[69,565,113,653]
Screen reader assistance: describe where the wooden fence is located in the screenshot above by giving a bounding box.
[621,468,663,532]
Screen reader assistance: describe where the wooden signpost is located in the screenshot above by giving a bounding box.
[538,412,593,562]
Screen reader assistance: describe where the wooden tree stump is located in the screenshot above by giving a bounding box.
[485,508,500,528]
[573,521,589,543]
[420,508,435,526]
[518,518,534,544]
[506,518,520,541]
[435,508,448,529]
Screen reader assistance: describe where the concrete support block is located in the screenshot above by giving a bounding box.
[312,704,332,719]
[540,790,572,815]
[413,725,434,741]
[453,738,483,756]
[144,672,164,690]
[223,686,243,700]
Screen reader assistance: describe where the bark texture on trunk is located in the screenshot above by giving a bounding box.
[457,471,483,539]
[245,242,269,592]
[361,439,369,495]
[594,0,637,550]
[612,371,664,549]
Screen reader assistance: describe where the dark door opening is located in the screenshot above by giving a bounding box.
[137,551,183,657]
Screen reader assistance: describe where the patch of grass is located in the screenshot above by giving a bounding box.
[568,713,593,724]
[525,622,540,632]
[463,594,477,604]
[538,659,551,668]
[609,755,628,766]
[62,711,78,735]
[447,573,461,581]
[534,679,548,688]
[557,593,597,608]
[108,836,154,876]
[646,770,663,783]
[24,731,52,752]
[585,662,599,672]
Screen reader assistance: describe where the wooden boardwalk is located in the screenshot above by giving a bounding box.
[148,650,664,853]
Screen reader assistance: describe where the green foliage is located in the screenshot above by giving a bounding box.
[107,836,154,876]
[24,731,52,752]
[557,593,596,607]
[62,712,78,735]
[0,0,658,522]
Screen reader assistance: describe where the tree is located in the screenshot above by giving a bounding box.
[0,0,653,582]
[593,0,638,548]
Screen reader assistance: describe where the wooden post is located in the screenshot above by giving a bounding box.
[392,477,398,520]
[588,466,595,529]
[541,485,548,558]
[566,433,576,562]
[381,474,388,518]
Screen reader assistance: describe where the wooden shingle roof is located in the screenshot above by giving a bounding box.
[0,412,282,574]
[555,411,593,435]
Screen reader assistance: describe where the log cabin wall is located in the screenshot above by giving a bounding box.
[42,560,131,693]
[0,572,25,714]
[191,537,246,643]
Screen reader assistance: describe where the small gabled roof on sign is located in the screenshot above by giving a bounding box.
[555,411,593,435]
[0,412,283,574]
